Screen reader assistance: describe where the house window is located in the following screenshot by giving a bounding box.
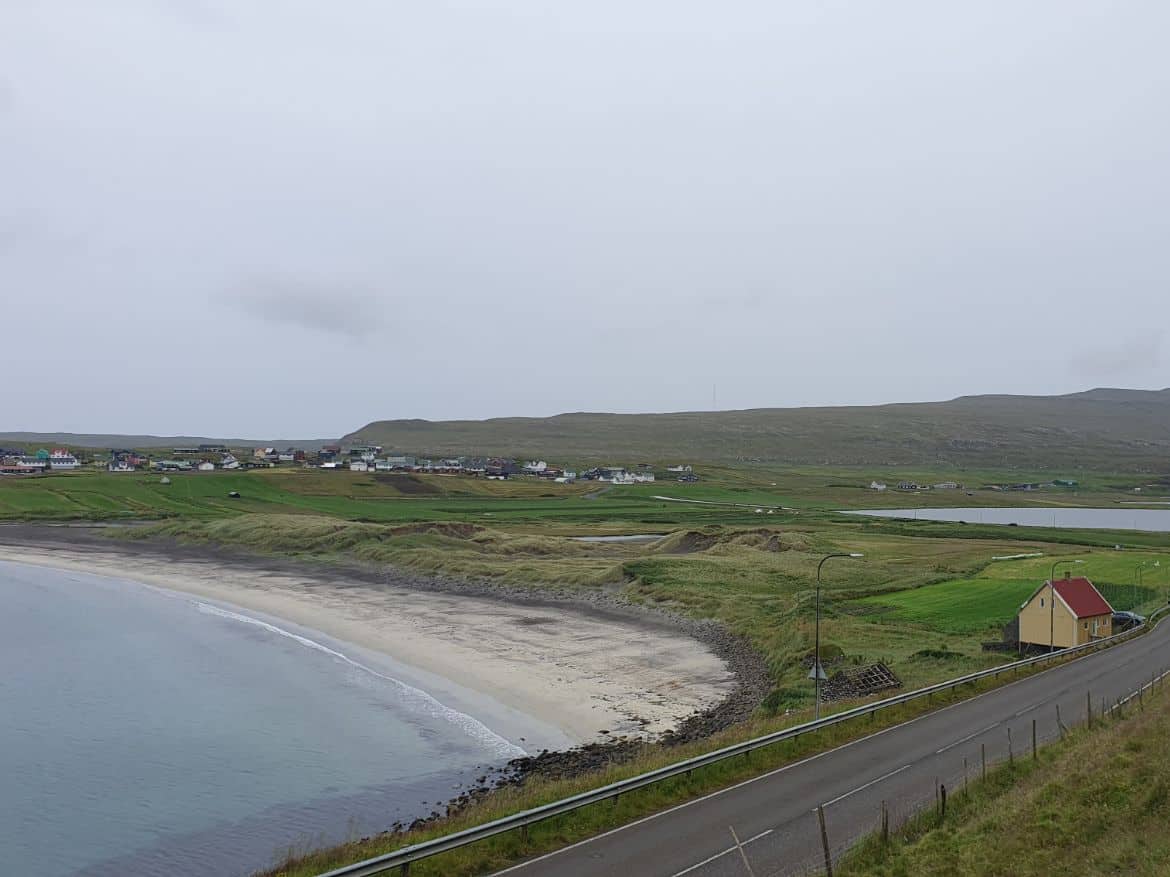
[1040,598,1045,608]
[1083,622,1089,630]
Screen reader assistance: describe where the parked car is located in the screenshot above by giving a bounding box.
[1112,611,1146,631]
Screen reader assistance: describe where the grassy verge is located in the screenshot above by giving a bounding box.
[841,673,1170,875]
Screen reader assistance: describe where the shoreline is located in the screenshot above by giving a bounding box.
[0,524,751,753]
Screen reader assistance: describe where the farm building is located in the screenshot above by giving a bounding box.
[1017,574,1113,650]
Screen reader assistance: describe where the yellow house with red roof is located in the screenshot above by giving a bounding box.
[1018,574,1113,649]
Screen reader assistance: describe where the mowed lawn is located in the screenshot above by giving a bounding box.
[855,578,1038,633]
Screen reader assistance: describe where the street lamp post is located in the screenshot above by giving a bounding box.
[1050,559,1083,652]
[813,552,864,719]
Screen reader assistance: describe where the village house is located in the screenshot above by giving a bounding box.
[49,448,80,469]
[197,461,216,471]
[869,481,888,491]
[108,449,143,472]
[666,464,693,473]
[348,459,369,472]
[154,460,193,471]
[349,446,380,463]
[896,481,924,491]
[932,481,961,490]
[1017,574,1113,650]
[0,449,45,475]
[13,455,48,473]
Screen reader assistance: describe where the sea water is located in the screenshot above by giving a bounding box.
[0,560,524,877]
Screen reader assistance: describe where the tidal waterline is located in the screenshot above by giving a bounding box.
[0,560,524,877]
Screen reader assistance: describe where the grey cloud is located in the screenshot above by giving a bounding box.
[2,2,1169,435]
[233,279,384,340]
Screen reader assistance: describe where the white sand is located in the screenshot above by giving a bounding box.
[0,544,734,749]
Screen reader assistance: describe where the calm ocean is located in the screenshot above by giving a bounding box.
[0,560,524,877]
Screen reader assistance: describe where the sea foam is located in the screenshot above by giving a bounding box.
[194,601,527,758]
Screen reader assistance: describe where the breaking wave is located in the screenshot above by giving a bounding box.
[193,601,527,758]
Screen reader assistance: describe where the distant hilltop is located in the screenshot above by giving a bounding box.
[0,432,334,452]
[341,388,1170,471]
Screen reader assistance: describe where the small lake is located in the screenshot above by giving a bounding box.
[571,534,663,543]
[847,507,1170,533]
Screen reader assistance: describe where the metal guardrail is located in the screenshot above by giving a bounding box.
[320,605,1169,877]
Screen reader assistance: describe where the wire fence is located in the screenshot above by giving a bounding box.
[773,657,1170,877]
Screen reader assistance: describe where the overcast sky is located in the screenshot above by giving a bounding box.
[3,2,1168,437]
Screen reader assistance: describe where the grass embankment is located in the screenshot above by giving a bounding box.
[842,677,1170,876]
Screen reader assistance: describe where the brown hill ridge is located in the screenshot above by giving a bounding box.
[342,388,1170,470]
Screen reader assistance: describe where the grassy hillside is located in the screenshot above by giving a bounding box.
[342,387,1170,470]
[843,678,1170,876]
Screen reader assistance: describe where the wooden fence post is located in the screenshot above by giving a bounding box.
[964,757,968,793]
[939,784,947,823]
[981,742,987,780]
[1007,727,1013,766]
[880,799,889,845]
[1087,690,1092,729]
[1032,718,1038,761]
[817,805,834,877]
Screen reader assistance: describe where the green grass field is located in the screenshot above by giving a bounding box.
[853,549,1170,634]
[855,578,1038,633]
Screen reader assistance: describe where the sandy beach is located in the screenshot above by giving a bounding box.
[0,534,735,751]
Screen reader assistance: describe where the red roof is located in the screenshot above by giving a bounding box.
[1049,576,1113,618]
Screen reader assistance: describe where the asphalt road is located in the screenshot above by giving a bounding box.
[496,619,1170,877]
